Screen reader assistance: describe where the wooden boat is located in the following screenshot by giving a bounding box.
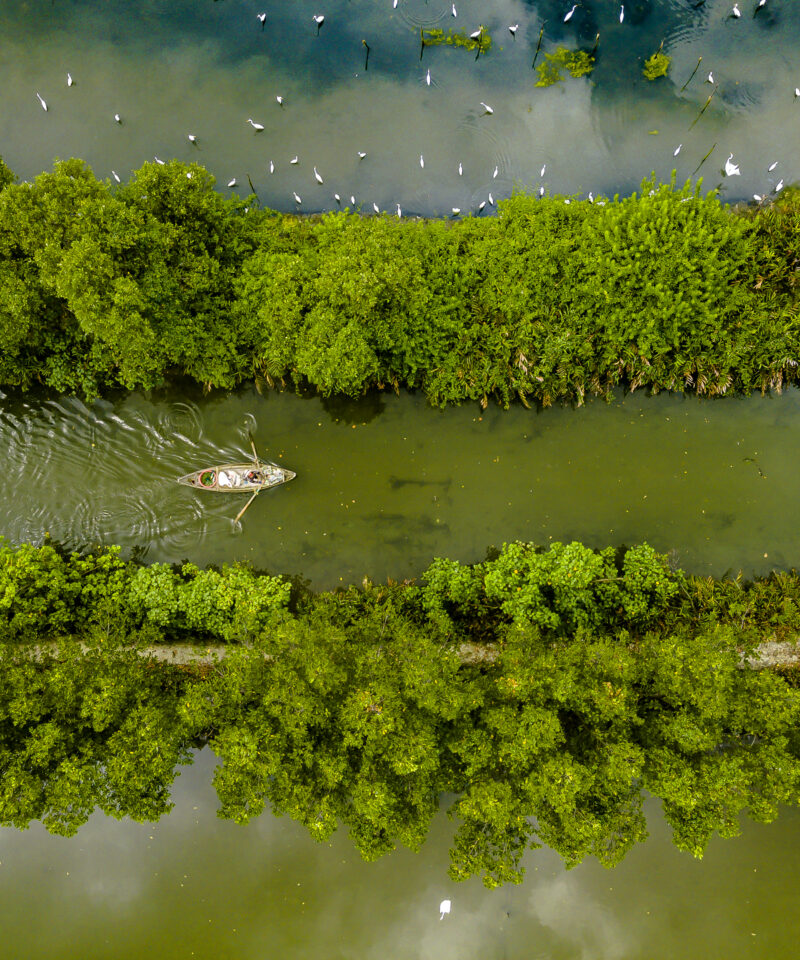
[177,458,296,493]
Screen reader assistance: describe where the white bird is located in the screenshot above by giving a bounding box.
[458,162,463,176]
[293,192,302,204]
[312,14,325,32]
[452,207,461,214]
[588,191,594,203]
[36,92,47,111]
[357,151,367,159]
[67,73,73,87]
[753,194,763,202]
[154,156,165,165]
[290,156,299,164]
[673,144,682,156]
[439,900,451,921]
[426,68,431,86]
[228,178,237,187]
[470,28,482,39]
[373,202,380,213]
[334,193,341,203]
[492,165,499,178]
[795,88,800,98]
[724,153,740,176]
[187,173,193,179]
[731,3,741,16]
[451,3,457,17]
[314,166,324,184]
[479,101,494,114]
[276,95,285,106]
[775,179,784,193]
[619,5,624,22]
[755,0,766,8]
[247,118,264,132]
[509,23,519,36]
[350,195,356,205]
[540,163,546,177]
[188,134,197,144]
[257,12,266,26]
[393,0,398,8]
[269,160,275,173]
[768,161,778,172]
[478,200,486,211]
[112,170,121,183]
[114,112,121,123]
[396,203,402,217]
[488,192,494,205]
[706,72,714,84]
[539,185,545,197]
[563,4,578,23]
[419,154,424,168]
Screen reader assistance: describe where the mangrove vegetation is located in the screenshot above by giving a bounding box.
[2,537,800,887]
[0,155,798,406]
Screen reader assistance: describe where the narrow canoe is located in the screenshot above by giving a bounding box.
[176,459,296,493]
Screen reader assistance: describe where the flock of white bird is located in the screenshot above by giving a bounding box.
[29,0,792,216]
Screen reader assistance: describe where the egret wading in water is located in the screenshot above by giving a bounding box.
[439,900,451,921]
[188,134,197,144]
[706,72,714,84]
[479,101,494,114]
[290,156,299,164]
[269,160,275,173]
[754,0,766,12]
[276,95,284,106]
[154,156,165,165]
[312,14,325,34]
[419,154,424,168]
[674,143,682,156]
[67,73,73,87]
[775,179,784,193]
[493,165,499,178]
[458,161,463,175]
[619,5,624,23]
[564,4,578,23]
[293,192,302,204]
[451,3,457,17]
[724,153,740,176]
[768,161,778,172]
[247,118,264,132]
[112,170,121,183]
[373,202,380,213]
[334,193,341,203]
[357,151,367,160]
[228,178,237,187]
[396,203,402,217]
[731,3,741,17]
[452,207,460,214]
[540,163,546,177]
[426,68,431,86]
[114,112,121,123]
[509,23,519,37]
[478,200,486,211]
[36,92,47,111]
[257,12,266,29]
[314,166,323,184]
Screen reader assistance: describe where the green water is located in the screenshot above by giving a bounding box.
[0,749,797,960]
[2,385,798,587]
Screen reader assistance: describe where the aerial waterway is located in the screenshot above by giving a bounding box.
[1,384,798,586]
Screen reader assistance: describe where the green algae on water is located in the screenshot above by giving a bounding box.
[643,50,671,80]
[535,47,595,87]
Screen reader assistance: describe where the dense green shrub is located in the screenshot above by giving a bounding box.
[1,537,800,886]
[0,156,797,405]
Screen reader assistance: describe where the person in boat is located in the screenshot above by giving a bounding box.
[246,469,264,484]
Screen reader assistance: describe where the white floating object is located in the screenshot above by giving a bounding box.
[36,92,47,111]
[439,900,451,920]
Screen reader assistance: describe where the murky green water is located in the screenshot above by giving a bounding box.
[1,385,798,587]
[0,748,798,960]
[1,0,798,213]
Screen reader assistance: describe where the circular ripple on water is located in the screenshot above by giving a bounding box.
[396,1,448,30]
[156,400,204,447]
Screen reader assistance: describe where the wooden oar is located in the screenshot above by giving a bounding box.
[249,436,259,466]
[235,489,260,524]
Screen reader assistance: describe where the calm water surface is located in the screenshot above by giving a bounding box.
[1,385,798,586]
[1,0,799,211]
[0,749,798,960]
